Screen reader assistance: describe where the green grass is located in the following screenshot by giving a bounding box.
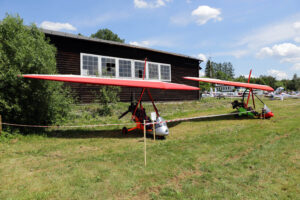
[0,98,299,199]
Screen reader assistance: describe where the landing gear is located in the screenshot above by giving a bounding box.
[122,127,128,135]
[232,89,273,118]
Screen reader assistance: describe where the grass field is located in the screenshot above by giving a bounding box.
[0,98,299,199]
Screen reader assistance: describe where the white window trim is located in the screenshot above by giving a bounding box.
[160,64,171,82]
[80,53,171,81]
[134,60,147,80]
[147,62,160,80]
[100,55,117,78]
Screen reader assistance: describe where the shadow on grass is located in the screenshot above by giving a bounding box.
[45,128,143,139]
[42,114,257,139]
[167,113,257,126]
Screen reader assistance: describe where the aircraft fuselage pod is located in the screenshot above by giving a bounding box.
[153,117,169,136]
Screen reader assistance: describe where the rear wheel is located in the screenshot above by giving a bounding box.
[122,127,128,135]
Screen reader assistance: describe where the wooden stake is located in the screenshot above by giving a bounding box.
[0,115,2,135]
[144,120,147,167]
[153,122,156,141]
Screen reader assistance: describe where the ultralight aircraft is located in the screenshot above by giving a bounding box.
[21,59,199,138]
[184,70,275,119]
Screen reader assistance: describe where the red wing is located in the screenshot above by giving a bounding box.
[183,77,274,91]
[22,74,199,90]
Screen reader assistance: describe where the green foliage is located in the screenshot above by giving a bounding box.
[94,86,121,116]
[199,81,211,92]
[0,14,73,132]
[204,60,214,78]
[205,59,234,80]
[91,28,125,43]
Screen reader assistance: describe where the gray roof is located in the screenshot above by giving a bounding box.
[41,28,201,62]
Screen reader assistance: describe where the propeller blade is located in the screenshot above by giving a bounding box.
[119,110,130,119]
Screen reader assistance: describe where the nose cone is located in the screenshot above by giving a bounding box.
[264,111,274,119]
[156,125,169,136]
[155,117,169,136]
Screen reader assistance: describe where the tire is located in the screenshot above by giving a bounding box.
[122,127,128,135]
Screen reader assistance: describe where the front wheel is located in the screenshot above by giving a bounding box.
[122,127,128,135]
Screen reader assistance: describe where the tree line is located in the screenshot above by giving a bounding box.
[203,59,300,91]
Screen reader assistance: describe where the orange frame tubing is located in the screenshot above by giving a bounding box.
[127,58,158,133]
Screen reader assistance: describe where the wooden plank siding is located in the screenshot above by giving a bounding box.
[45,33,200,103]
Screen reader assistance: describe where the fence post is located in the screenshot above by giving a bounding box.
[153,122,156,141]
[144,120,147,167]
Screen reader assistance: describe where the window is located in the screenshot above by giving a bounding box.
[82,55,98,76]
[101,57,116,77]
[81,53,171,81]
[135,61,145,78]
[160,64,171,81]
[148,63,159,80]
[119,59,132,78]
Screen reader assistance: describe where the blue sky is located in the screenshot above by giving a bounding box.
[1,0,300,79]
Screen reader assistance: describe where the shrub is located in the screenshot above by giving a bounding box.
[0,14,73,133]
[94,86,121,116]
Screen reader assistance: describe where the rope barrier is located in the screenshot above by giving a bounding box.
[2,122,135,128]
[2,112,247,129]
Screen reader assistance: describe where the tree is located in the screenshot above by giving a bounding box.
[206,60,235,80]
[91,28,125,43]
[205,60,214,78]
[0,14,73,132]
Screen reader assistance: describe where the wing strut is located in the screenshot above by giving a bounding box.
[132,58,160,119]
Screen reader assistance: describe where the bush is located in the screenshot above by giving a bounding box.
[0,14,73,133]
[94,86,121,116]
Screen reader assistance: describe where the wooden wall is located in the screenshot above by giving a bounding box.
[46,34,200,103]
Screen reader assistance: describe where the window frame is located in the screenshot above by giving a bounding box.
[160,64,171,81]
[100,56,117,78]
[118,58,133,79]
[80,53,171,81]
[80,53,100,76]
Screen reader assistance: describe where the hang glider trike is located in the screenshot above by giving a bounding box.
[22,72,199,138]
[184,70,275,119]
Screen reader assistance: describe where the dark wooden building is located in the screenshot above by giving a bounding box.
[42,29,202,103]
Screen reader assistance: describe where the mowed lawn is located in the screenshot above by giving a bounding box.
[0,98,299,199]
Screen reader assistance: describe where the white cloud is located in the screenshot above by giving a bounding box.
[199,70,205,77]
[40,21,76,31]
[293,21,300,30]
[129,35,180,48]
[256,47,273,58]
[237,17,300,49]
[197,53,207,62]
[129,40,151,47]
[257,43,300,59]
[291,63,300,71]
[267,69,288,80]
[294,37,300,43]
[257,43,300,74]
[134,0,171,8]
[191,5,222,25]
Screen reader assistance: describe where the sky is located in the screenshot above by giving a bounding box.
[1,0,300,79]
